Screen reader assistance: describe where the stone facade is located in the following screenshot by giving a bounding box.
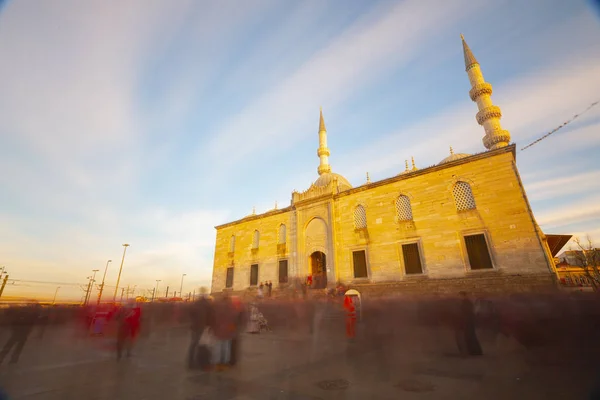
[211,145,557,295]
[210,36,558,296]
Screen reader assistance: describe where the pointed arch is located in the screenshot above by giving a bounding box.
[229,235,236,253]
[252,230,260,249]
[278,224,286,244]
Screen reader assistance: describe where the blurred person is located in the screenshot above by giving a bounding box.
[246,303,260,334]
[0,302,40,364]
[116,300,142,360]
[210,294,237,371]
[229,296,246,367]
[455,291,483,356]
[187,291,214,369]
[267,281,273,298]
[258,282,264,299]
[343,294,357,339]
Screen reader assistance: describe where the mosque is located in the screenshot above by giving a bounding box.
[210,36,567,296]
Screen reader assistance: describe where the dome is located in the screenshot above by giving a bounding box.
[313,172,352,190]
[438,153,470,164]
[438,147,470,165]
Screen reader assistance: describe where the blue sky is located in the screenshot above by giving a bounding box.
[1,0,599,301]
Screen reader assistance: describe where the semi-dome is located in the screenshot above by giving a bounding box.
[313,172,352,190]
[439,147,470,165]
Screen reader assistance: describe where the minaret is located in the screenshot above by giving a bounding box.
[317,107,332,175]
[461,34,511,150]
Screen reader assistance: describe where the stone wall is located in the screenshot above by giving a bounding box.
[212,209,292,292]
[332,148,553,284]
[212,145,556,294]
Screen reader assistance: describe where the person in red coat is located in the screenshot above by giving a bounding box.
[344,295,357,339]
[116,301,142,360]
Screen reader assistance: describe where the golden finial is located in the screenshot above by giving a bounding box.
[366,172,371,184]
[405,160,409,172]
[450,146,454,155]
[411,156,417,171]
[461,34,478,70]
[274,201,278,210]
[319,107,326,132]
[252,206,256,215]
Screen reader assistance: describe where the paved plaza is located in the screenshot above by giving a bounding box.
[0,322,597,399]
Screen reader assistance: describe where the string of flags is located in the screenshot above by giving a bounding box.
[520,100,599,151]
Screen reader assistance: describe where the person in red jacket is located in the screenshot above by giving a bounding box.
[116,301,142,360]
[343,295,357,339]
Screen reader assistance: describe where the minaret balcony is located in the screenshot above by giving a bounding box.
[469,83,493,101]
[317,165,331,175]
[317,148,330,157]
[476,105,502,125]
[483,130,511,150]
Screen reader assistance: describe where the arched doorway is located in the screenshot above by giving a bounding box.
[309,251,327,289]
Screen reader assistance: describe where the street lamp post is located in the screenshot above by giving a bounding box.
[179,274,186,298]
[154,280,161,302]
[97,259,112,305]
[87,269,99,305]
[113,244,130,302]
[52,286,61,305]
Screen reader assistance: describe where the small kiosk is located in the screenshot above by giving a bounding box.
[344,289,362,322]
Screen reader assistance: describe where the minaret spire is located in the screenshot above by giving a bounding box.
[461,34,511,150]
[317,107,331,175]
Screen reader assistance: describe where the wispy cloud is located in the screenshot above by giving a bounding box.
[0,0,598,299]
[205,0,491,169]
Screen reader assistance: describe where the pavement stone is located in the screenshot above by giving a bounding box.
[0,323,597,399]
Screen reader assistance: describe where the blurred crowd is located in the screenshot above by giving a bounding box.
[1,289,599,379]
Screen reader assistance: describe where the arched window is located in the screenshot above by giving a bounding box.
[395,195,413,221]
[354,205,367,229]
[453,181,476,211]
[229,235,235,253]
[278,224,286,244]
[252,230,260,249]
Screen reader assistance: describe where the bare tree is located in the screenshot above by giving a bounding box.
[572,236,600,291]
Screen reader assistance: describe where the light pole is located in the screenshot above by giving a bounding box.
[85,269,99,306]
[52,286,60,305]
[154,280,161,301]
[113,244,130,302]
[179,274,186,298]
[97,259,112,305]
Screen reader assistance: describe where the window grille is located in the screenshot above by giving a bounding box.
[453,181,476,211]
[354,205,367,229]
[229,235,235,253]
[396,195,413,221]
[278,224,286,244]
[402,243,423,274]
[464,234,493,270]
[225,267,234,288]
[252,230,260,249]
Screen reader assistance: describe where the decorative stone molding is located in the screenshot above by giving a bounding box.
[465,63,478,72]
[277,243,287,255]
[292,180,337,203]
[469,83,492,101]
[317,148,330,157]
[317,164,332,175]
[476,105,502,125]
[483,130,511,150]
